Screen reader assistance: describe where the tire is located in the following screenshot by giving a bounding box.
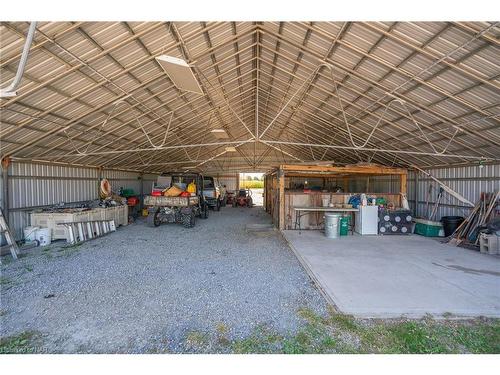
[232,200,237,207]
[246,197,253,208]
[147,208,161,227]
[182,212,195,228]
[201,204,209,219]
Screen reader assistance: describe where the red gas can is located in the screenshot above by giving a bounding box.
[127,197,139,206]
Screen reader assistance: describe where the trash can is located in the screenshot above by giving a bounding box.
[339,215,350,236]
[324,213,341,238]
[441,216,465,237]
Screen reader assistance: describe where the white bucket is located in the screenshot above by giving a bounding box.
[23,226,39,242]
[35,228,52,247]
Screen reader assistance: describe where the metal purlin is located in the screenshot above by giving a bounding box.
[327,62,461,155]
[64,101,125,155]
[34,25,194,162]
[135,111,174,149]
[333,22,500,139]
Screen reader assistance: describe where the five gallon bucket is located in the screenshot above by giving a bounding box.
[23,226,39,242]
[35,228,52,246]
[441,216,465,237]
[324,213,341,239]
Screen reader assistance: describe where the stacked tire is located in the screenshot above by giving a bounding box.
[378,209,412,235]
[182,211,196,228]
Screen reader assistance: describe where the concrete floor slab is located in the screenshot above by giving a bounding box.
[283,230,500,318]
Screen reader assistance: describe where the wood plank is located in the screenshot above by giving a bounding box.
[280,164,408,175]
[400,173,407,195]
[293,207,359,212]
[279,169,285,230]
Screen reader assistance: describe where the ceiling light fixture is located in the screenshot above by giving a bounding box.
[155,55,203,95]
[225,147,237,152]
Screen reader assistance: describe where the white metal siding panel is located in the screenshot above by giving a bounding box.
[5,161,149,240]
[102,169,142,194]
[216,174,239,191]
[408,164,500,220]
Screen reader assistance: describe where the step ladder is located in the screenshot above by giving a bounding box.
[59,220,116,245]
[0,208,19,261]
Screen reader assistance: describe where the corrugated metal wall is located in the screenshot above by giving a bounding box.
[216,173,239,191]
[7,162,99,240]
[368,175,401,194]
[3,161,158,240]
[3,161,498,240]
[142,173,159,195]
[408,164,500,220]
[0,172,4,246]
[0,171,3,214]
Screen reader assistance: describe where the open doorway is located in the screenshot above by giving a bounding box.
[239,173,264,206]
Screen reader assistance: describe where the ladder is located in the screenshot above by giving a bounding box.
[0,208,19,260]
[59,220,116,245]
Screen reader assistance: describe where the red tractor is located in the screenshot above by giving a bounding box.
[225,190,235,206]
[233,189,253,208]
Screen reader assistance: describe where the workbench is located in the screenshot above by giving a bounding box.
[293,206,359,232]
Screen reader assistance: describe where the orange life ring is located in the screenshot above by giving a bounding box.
[100,179,112,198]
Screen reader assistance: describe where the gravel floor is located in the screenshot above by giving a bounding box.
[0,206,327,353]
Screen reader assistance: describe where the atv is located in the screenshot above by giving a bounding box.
[145,172,209,228]
[233,188,253,208]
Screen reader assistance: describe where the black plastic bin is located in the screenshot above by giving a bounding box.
[441,216,465,237]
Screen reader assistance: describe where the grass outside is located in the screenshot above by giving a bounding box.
[185,308,500,354]
[0,331,42,354]
[1,310,498,354]
[240,180,264,189]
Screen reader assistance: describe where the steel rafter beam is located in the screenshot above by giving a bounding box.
[264,140,499,161]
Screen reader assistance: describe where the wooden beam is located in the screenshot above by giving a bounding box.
[280,164,408,175]
[279,168,285,230]
[400,173,407,195]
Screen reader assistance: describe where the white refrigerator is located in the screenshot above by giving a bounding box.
[355,206,379,235]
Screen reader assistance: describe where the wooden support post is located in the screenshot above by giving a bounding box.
[344,176,349,192]
[414,171,419,216]
[1,157,11,225]
[279,168,285,230]
[139,173,144,210]
[400,173,407,195]
[264,174,268,211]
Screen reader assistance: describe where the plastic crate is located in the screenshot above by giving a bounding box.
[31,211,91,239]
[414,219,444,237]
[117,205,128,226]
[30,206,128,240]
[89,208,105,221]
